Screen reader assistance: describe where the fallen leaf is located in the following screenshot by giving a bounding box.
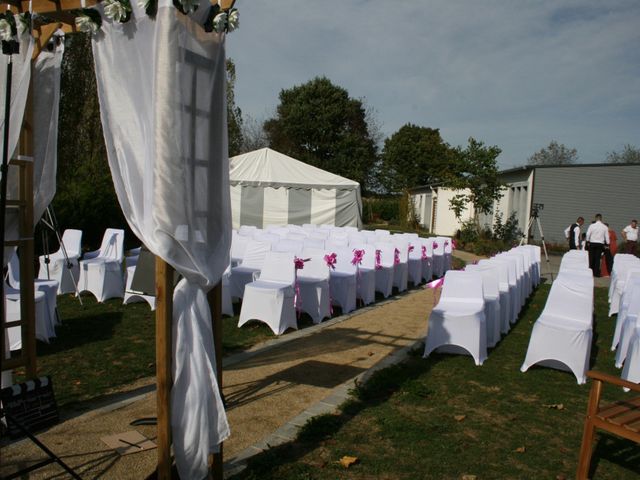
[462,475,477,480]
[454,415,467,422]
[515,446,526,453]
[556,475,566,480]
[339,456,359,469]
[543,403,564,410]
[74,380,82,385]
[367,351,374,356]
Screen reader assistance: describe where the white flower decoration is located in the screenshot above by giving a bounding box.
[104,0,128,23]
[75,15,99,34]
[227,8,239,31]
[180,0,199,14]
[0,19,13,42]
[212,12,227,33]
[17,14,30,37]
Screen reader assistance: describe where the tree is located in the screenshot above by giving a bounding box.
[240,114,269,153]
[446,138,503,220]
[606,144,640,164]
[226,58,243,157]
[527,140,578,165]
[379,124,454,192]
[263,76,378,189]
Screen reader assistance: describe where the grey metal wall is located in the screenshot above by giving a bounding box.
[530,164,640,245]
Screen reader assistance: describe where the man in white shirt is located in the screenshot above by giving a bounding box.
[621,219,638,255]
[585,213,609,277]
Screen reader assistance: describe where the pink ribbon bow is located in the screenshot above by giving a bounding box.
[426,277,445,306]
[375,249,382,270]
[452,239,457,250]
[294,257,308,270]
[421,245,428,260]
[433,241,439,250]
[408,244,415,253]
[351,249,365,266]
[324,252,337,270]
[394,248,401,265]
[294,256,310,318]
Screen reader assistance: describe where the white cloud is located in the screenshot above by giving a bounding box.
[228,1,640,168]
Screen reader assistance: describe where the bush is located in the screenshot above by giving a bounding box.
[493,211,522,244]
[363,196,400,224]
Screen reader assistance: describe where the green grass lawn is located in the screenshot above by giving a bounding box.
[14,295,278,408]
[231,285,640,480]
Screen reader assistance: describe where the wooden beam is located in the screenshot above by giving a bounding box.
[155,258,174,480]
[207,282,224,480]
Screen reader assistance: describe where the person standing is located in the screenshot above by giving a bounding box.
[621,219,638,255]
[601,223,618,276]
[565,217,584,250]
[586,214,609,277]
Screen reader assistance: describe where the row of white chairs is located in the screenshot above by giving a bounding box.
[521,249,594,384]
[424,245,541,366]
[608,254,640,386]
[233,225,455,335]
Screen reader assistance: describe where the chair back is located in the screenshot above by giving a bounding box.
[466,264,499,298]
[299,248,330,280]
[544,273,594,325]
[98,228,125,261]
[241,240,271,269]
[260,252,295,284]
[303,238,325,250]
[273,239,304,255]
[440,270,483,302]
[374,242,395,268]
[231,231,250,260]
[61,229,83,258]
[333,247,357,274]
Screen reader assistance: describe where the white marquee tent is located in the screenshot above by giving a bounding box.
[229,148,363,229]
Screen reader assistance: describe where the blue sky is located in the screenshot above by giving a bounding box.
[227,1,640,169]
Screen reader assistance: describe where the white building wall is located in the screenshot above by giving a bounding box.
[433,188,474,236]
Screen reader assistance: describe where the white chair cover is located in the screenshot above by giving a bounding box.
[431,238,445,278]
[8,253,58,336]
[374,242,395,298]
[238,225,257,236]
[229,240,271,299]
[297,248,332,323]
[350,243,376,306]
[465,264,501,347]
[609,266,640,317]
[238,252,296,335]
[612,276,640,351]
[303,238,325,250]
[478,259,511,334]
[614,290,640,368]
[390,236,409,292]
[407,240,423,286]
[77,228,125,302]
[38,229,83,294]
[272,238,304,255]
[521,272,594,384]
[230,231,250,266]
[123,254,157,311]
[487,257,519,323]
[424,270,487,366]
[608,254,640,301]
[419,238,434,282]
[329,248,357,314]
[621,325,640,385]
[5,288,50,343]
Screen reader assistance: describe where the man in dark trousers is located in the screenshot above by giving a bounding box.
[586,214,609,277]
[566,216,584,250]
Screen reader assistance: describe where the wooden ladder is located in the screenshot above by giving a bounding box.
[1,156,37,379]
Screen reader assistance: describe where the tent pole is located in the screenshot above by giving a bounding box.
[208,282,224,480]
[155,257,173,479]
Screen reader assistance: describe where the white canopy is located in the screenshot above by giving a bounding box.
[229,148,362,229]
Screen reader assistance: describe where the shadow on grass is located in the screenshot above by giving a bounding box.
[590,433,640,478]
[229,348,444,479]
[37,311,123,356]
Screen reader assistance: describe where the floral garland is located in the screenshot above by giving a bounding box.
[0,11,31,43]
[73,0,238,34]
[324,252,337,270]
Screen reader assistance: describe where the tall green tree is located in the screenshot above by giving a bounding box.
[263,76,378,189]
[606,144,640,164]
[226,58,243,157]
[447,138,503,220]
[527,140,577,165]
[379,124,454,192]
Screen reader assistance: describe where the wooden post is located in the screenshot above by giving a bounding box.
[155,258,174,480]
[208,282,223,480]
[18,159,36,378]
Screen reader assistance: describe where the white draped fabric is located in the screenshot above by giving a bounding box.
[1,32,34,266]
[92,4,231,478]
[33,37,64,224]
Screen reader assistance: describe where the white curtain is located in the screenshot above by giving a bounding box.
[92,3,231,478]
[1,31,34,266]
[33,35,64,225]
